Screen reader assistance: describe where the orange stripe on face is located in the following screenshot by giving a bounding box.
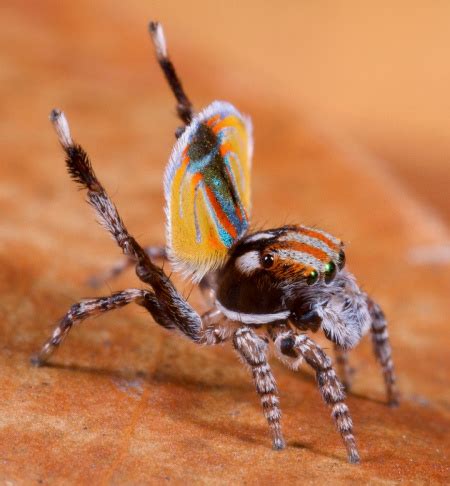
[271,257,315,279]
[296,227,340,251]
[204,186,238,239]
[271,241,330,262]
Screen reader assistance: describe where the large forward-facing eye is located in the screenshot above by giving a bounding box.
[306,269,319,285]
[324,261,337,283]
[262,253,274,268]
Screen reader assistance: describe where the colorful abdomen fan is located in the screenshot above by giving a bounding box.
[164,101,253,281]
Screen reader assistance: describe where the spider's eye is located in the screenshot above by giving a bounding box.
[324,261,337,284]
[338,250,346,270]
[306,270,319,285]
[262,254,274,268]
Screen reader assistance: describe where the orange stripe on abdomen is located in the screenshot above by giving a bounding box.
[204,186,238,240]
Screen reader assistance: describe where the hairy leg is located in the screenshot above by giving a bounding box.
[31,288,157,366]
[273,328,360,464]
[87,246,167,288]
[368,298,399,407]
[50,110,202,342]
[148,21,194,127]
[333,343,353,391]
[32,288,233,366]
[233,327,285,450]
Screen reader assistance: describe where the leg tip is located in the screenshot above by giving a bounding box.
[30,354,45,367]
[272,438,286,451]
[348,451,361,464]
[342,381,352,393]
[49,108,61,122]
[388,398,400,408]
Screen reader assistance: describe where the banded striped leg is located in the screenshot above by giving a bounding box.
[31,289,156,366]
[32,290,233,367]
[49,109,203,343]
[87,246,167,288]
[148,21,194,127]
[368,299,399,407]
[233,327,285,450]
[334,343,353,391]
[274,330,360,463]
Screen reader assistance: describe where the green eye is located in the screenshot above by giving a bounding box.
[306,270,319,285]
[324,261,336,283]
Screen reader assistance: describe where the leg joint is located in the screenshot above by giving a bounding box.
[279,335,297,358]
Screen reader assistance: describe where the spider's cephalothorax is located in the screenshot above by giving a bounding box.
[215,226,370,349]
[33,21,399,464]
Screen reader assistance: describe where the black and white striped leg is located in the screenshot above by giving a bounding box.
[32,289,233,367]
[49,109,203,343]
[87,246,168,288]
[31,289,156,366]
[274,330,360,464]
[368,299,399,407]
[334,343,353,392]
[148,21,194,127]
[233,327,285,451]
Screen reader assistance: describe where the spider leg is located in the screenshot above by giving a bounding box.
[31,288,161,366]
[49,110,219,343]
[233,327,285,451]
[32,288,233,366]
[148,21,194,126]
[333,343,353,392]
[272,327,360,464]
[87,246,167,288]
[367,298,399,407]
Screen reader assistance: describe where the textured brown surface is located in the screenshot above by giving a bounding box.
[1,2,449,484]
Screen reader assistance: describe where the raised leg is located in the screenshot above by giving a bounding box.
[31,288,157,366]
[273,329,360,464]
[87,246,167,288]
[333,343,353,391]
[368,298,399,407]
[233,327,285,450]
[49,109,203,342]
[148,21,194,127]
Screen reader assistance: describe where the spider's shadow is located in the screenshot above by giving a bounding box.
[41,360,270,448]
[277,362,386,406]
[40,355,388,462]
[42,360,250,393]
[43,351,387,407]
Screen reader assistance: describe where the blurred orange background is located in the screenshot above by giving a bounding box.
[1,1,449,484]
[4,1,450,221]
